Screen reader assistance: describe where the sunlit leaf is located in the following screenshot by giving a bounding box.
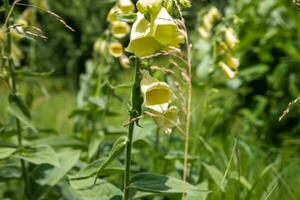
[14,145,60,167]
[9,94,37,133]
[129,172,209,196]
[94,136,127,182]
[0,147,17,159]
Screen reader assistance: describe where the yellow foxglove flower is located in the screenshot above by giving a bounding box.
[107,6,121,23]
[117,0,134,14]
[152,106,179,134]
[198,27,210,38]
[112,21,130,38]
[109,42,123,57]
[126,13,162,57]
[151,7,183,47]
[224,28,239,49]
[219,61,236,79]
[225,56,240,70]
[203,7,221,31]
[141,70,174,112]
[136,0,162,15]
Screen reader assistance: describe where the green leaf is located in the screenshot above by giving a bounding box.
[202,163,226,192]
[9,94,37,133]
[31,149,81,199]
[0,147,16,159]
[94,136,127,183]
[88,131,104,160]
[0,164,22,181]
[70,178,122,200]
[129,172,209,196]
[14,145,60,167]
[71,158,123,180]
[33,136,86,149]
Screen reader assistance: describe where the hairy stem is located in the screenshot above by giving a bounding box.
[174,1,193,200]
[4,1,32,199]
[123,57,142,200]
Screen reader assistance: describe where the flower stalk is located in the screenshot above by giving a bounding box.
[174,1,192,200]
[123,57,142,200]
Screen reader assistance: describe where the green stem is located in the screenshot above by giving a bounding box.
[4,1,32,199]
[123,57,142,200]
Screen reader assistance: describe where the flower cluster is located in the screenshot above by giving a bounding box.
[121,0,183,134]
[198,7,221,39]
[198,7,240,79]
[94,0,134,68]
[218,27,240,79]
[140,70,179,134]
[126,0,184,57]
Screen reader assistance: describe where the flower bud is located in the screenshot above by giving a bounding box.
[109,42,123,57]
[112,21,130,38]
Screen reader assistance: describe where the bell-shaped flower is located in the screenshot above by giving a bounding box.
[219,61,236,79]
[117,0,134,14]
[224,28,239,49]
[112,21,130,38]
[140,70,175,113]
[151,7,184,47]
[136,0,162,16]
[109,42,123,57]
[107,6,121,23]
[126,13,162,57]
[225,55,240,70]
[202,7,221,31]
[198,27,210,39]
[152,106,179,134]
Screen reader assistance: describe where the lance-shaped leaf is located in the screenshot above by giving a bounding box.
[14,145,60,167]
[129,172,209,196]
[94,136,128,183]
[9,93,37,133]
